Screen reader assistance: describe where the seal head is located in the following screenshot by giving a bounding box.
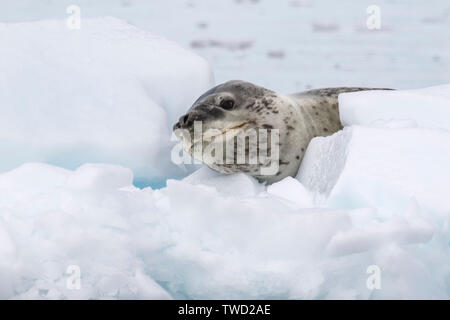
[173,80,298,183]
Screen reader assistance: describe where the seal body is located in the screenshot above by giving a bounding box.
[173,81,392,184]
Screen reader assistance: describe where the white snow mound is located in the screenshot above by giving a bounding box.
[0,18,213,185]
[339,84,450,131]
[0,163,448,299]
[297,125,450,214]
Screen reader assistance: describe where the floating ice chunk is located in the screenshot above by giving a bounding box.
[297,125,450,213]
[0,18,213,185]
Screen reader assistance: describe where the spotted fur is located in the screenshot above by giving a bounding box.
[174,81,393,184]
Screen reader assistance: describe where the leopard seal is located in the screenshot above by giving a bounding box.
[173,80,392,184]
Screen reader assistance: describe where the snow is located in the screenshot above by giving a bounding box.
[0,163,173,299]
[267,176,314,208]
[339,84,450,130]
[0,17,213,187]
[0,162,448,299]
[0,0,449,300]
[298,125,450,214]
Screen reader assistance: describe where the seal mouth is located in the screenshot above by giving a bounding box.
[187,121,249,153]
[216,122,248,138]
[194,121,249,143]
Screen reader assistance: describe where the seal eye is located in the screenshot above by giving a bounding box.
[219,99,235,110]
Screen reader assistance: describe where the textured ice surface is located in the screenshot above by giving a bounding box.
[0,163,448,299]
[297,125,450,214]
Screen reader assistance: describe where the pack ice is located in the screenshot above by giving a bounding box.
[1,163,448,299]
[0,18,449,299]
[0,18,213,186]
